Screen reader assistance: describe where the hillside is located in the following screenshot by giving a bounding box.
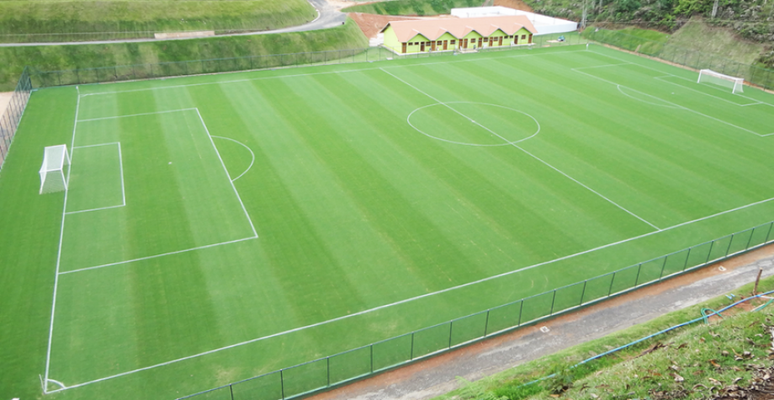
[436,276,774,400]
[0,18,369,91]
[0,0,317,43]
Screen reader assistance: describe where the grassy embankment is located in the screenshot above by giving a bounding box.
[435,273,774,400]
[342,0,485,16]
[0,18,368,91]
[0,0,317,43]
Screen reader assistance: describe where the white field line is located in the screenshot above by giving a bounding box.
[43,86,80,394]
[118,142,126,206]
[572,68,767,137]
[572,62,632,70]
[65,142,126,215]
[79,48,589,97]
[65,205,124,215]
[47,194,774,392]
[77,108,197,122]
[589,49,774,108]
[211,135,255,182]
[654,76,760,106]
[196,109,258,237]
[59,236,258,275]
[380,67,661,231]
[616,85,678,108]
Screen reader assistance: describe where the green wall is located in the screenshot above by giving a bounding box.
[383,25,535,55]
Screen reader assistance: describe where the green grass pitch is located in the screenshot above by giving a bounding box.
[1,44,774,400]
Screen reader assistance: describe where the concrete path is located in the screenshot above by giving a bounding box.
[310,246,774,400]
[0,0,347,47]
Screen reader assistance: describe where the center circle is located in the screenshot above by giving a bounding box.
[407,101,541,146]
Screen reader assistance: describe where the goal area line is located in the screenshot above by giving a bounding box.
[44,194,774,393]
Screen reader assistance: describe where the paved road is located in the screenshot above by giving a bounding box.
[0,0,347,47]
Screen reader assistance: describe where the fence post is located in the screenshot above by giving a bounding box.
[705,240,715,264]
[280,369,285,400]
[327,357,330,386]
[549,289,557,315]
[658,256,668,279]
[725,234,735,256]
[517,300,524,326]
[765,222,773,244]
[370,344,374,373]
[579,280,587,305]
[448,321,453,348]
[634,264,642,286]
[607,272,616,296]
[230,384,234,400]
[746,229,754,250]
[483,309,490,336]
[410,332,415,360]
[682,248,692,271]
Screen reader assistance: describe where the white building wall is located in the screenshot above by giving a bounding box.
[451,6,577,35]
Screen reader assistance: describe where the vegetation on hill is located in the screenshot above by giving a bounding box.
[342,0,486,16]
[434,275,774,400]
[0,0,317,43]
[0,18,368,91]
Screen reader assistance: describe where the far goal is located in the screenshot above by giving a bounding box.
[39,144,71,194]
[697,69,744,94]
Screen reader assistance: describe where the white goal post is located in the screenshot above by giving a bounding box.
[39,144,71,194]
[697,69,745,94]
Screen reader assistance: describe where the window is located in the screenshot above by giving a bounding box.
[437,41,442,45]
[509,35,513,38]
[521,35,526,40]
[450,40,456,44]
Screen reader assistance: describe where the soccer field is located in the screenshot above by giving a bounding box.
[2,44,774,400]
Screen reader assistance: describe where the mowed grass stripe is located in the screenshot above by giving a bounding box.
[338,69,649,263]
[459,53,774,226]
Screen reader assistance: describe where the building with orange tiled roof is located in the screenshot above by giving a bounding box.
[380,15,538,55]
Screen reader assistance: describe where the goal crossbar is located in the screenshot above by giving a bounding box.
[697,69,744,94]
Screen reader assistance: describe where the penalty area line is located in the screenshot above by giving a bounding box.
[48,195,774,392]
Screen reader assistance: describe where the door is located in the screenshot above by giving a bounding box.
[402,43,407,53]
[498,37,503,46]
[529,34,533,44]
[463,38,468,48]
[421,42,425,51]
[443,40,448,50]
[478,38,482,47]
[489,37,493,46]
[432,41,436,51]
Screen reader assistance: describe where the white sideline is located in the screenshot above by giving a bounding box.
[211,135,255,182]
[43,86,80,394]
[78,48,589,97]
[572,67,768,137]
[379,67,661,231]
[64,142,126,215]
[653,76,760,106]
[589,49,774,109]
[46,195,774,392]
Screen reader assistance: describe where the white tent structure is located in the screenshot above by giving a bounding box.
[451,7,577,35]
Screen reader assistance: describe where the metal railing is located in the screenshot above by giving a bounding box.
[179,220,774,400]
[584,28,774,90]
[0,67,32,171]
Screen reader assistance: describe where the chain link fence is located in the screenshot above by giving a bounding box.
[0,67,32,171]
[179,220,774,400]
[584,28,774,91]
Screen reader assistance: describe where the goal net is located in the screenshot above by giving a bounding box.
[697,69,744,94]
[39,145,71,194]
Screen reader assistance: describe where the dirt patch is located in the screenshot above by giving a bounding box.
[494,0,534,12]
[0,92,12,117]
[348,12,425,38]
